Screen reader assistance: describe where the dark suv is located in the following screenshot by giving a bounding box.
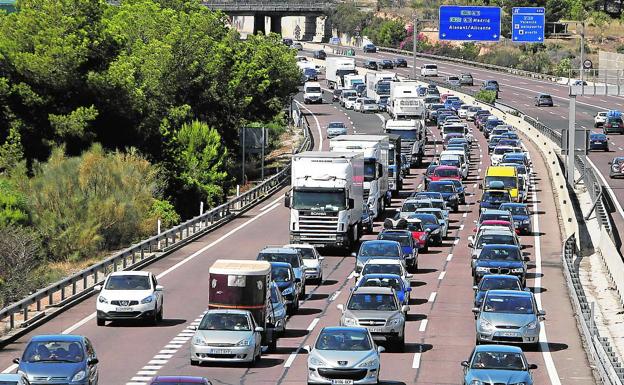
[257,247,307,295]
[604,115,624,134]
[364,59,378,70]
[363,43,377,53]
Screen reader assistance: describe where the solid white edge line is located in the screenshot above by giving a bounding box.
[419,319,428,332]
[294,100,324,150]
[307,317,320,331]
[284,348,300,368]
[412,352,421,369]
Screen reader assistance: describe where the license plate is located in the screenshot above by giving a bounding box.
[115,307,133,312]
[501,332,519,337]
[332,380,354,385]
[369,327,383,333]
[210,349,232,354]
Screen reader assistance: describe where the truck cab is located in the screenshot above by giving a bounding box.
[384,119,426,167]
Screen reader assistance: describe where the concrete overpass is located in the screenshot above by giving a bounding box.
[202,0,336,40]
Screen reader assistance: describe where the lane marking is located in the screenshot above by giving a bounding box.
[307,317,320,331]
[329,290,341,302]
[459,224,464,231]
[260,194,285,211]
[453,238,459,245]
[284,349,300,368]
[446,253,453,261]
[463,212,467,218]
[294,100,324,150]
[428,292,437,302]
[438,271,446,280]
[412,352,421,369]
[419,319,428,332]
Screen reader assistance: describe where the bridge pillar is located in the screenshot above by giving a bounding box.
[302,15,317,41]
[253,14,267,35]
[270,15,282,35]
[320,16,332,43]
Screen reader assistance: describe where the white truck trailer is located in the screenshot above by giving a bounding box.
[325,57,357,90]
[365,72,394,102]
[387,81,425,120]
[285,151,364,250]
[343,74,366,90]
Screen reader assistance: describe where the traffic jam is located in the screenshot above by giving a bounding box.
[5,56,550,385]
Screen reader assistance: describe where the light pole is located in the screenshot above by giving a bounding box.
[354,25,361,48]
[411,17,435,80]
[560,20,586,81]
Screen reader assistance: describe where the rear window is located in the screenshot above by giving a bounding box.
[425,64,437,69]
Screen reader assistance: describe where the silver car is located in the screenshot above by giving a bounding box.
[284,243,325,284]
[306,326,384,384]
[190,309,263,365]
[338,287,409,351]
[468,229,520,267]
[473,290,545,349]
[326,122,348,139]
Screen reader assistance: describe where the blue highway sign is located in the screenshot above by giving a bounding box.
[512,7,545,42]
[439,5,501,42]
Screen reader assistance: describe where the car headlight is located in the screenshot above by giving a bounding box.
[72,370,86,382]
[141,295,154,304]
[511,268,525,273]
[343,317,357,326]
[282,286,294,295]
[358,358,379,368]
[387,317,403,326]
[479,318,494,332]
[236,338,252,346]
[470,380,483,385]
[98,296,108,304]
[192,336,207,346]
[309,356,326,366]
[526,320,538,329]
[523,219,530,224]
[475,266,488,272]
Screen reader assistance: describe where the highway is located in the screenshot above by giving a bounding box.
[0,59,595,385]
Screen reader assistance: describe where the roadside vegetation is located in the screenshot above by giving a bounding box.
[0,0,300,307]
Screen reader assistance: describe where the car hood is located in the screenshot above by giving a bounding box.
[312,349,377,368]
[401,246,414,255]
[275,281,295,290]
[511,214,529,221]
[422,223,440,231]
[467,368,531,384]
[194,329,253,344]
[20,361,85,380]
[303,259,320,269]
[480,312,536,327]
[345,309,403,321]
[477,260,523,269]
[101,289,153,300]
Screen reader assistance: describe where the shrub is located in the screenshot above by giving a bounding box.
[475,90,497,105]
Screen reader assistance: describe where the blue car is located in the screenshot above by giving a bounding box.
[461,345,537,385]
[450,100,464,111]
[588,132,609,151]
[484,119,505,138]
[500,131,519,140]
[378,229,419,271]
[473,244,528,286]
[499,203,531,234]
[354,273,412,305]
[269,261,300,314]
[427,180,460,211]
[473,274,523,308]
[15,334,99,385]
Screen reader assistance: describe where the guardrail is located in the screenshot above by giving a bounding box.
[563,235,624,385]
[0,110,312,344]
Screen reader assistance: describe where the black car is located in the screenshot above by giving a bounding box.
[380,59,394,69]
[364,59,378,70]
[363,43,377,53]
[394,58,408,67]
[427,181,459,212]
[332,89,343,102]
[603,113,624,134]
[478,189,512,213]
[313,50,327,60]
[588,132,609,151]
[282,38,293,46]
[378,96,389,112]
[534,93,553,107]
[361,204,374,234]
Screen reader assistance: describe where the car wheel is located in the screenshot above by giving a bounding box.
[96,317,105,326]
[302,284,306,297]
[157,303,163,322]
[151,308,159,325]
[396,334,405,352]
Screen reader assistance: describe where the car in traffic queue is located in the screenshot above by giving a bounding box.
[284,243,325,284]
[332,89,343,103]
[378,229,419,271]
[472,245,528,286]
[357,98,379,113]
[397,198,433,219]
[609,156,624,178]
[393,58,408,67]
[603,110,624,134]
[340,89,357,107]
[355,83,367,97]
[473,274,524,309]
[588,132,609,151]
[257,246,307,295]
[361,204,375,234]
[190,309,263,365]
[473,290,545,348]
[534,93,554,107]
[362,43,377,53]
[326,121,348,139]
[444,179,466,205]
[269,261,300,314]
[353,240,405,274]
[415,208,448,239]
[466,106,482,121]
[428,198,450,220]
[379,59,394,69]
[459,73,474,86]
[420,63,438,77]
[446,76,461,86]
[409,214,441,247]
[490,146,517,166]
[269,281,288,336]
[94,271,164,326]
[469,228,521,265]
[354,274,412,306]
[427,180,460,211]
[484,118,506,138]
[461,345,538,385]
[378,96,389,112]
[457,104,472,119]
[150,376,212,385]
[478,186,512,213]
[357,259,412,289]
[423,162,439,188]
[501,152,531,171]
[499,203,532,235]
[305,326,384,384]
[474,220,518,237]
[338,287,409,351]
[364,59,378,70]
[303,67,318,82]
[399,216,431,251]
[429,166,461,184]
[344,96,358,110]
[313,50,327,60]
[594,111,608,127]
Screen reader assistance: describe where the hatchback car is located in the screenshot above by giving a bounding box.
[326,121,348,138]
[469,229,520,263]
[420,64,438,77]
[362,43,377,53]
[609,156,624,178]
[410,213,442,246]
[534,93,553,106]
[603,112,624,134]
[588,132,609,151]
[461,345,537,385]
[150,376,212,385]
[344,96,358,110]
[394,58,408,67]
[378,229,418,271]
[379,59,394,69]
[473,274,523,308]
[257,247,306,294]
[481,79,500,92]
[364,60,378,70]
[358,98,379,113]
[427,180,460,212]
[473,290,545,348]
[284,243,325,284]
[15,335,99,385]
[306,327,384,384]
[594,111,608,127]
[479,189,512,213]
[95,271,164,326]
[313,49,327,60]
[473,245,527,286]
[447,76,461,86]
[353,240,404,273]
[269,262,300,314]
[459,73,474,86]
[499,203,531,234]
[358,259,412,288]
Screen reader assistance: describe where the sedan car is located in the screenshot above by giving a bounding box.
[609,156,624,178]
[358,98,379,113]
[588,132,609,151]
[15,334,99,385]
[313,50,327,60]
[284,243,325,284]
[354,273,412,306]
[473,245,527,286]
[479,189,512,213]
[473,290,545,348]
[306,327,384,384]
[190,309,263,365]
[378,229,418,271]
[459,73,474,86]
[150,376,212,385]
[362,43,377,53]
[499,203,531,234]
[353,240,404,273]
[379,59,394,69]
[473,274,524,308]
[364,60,378,70]
[534,93,553,106]
[469,229,520,264]
[326,121,348,139]
[269,262,300,314]
[603,112,624,134]
[394,58,408,67]
[95,271,164,326]
[461,345,537,385]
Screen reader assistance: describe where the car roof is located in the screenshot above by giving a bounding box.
[481,220,511,225]
[31,334,84,342]
[270,261,293,269]
[353,286,395,295]
[360,273,403,280]
[482,209,510,215]
[486,289,532,297]
[110,271,150,277]
[481,274,521,281]
[481,244,520,250]
[283,243,316,250]
[321,326,368,334]
[260,247,299,254]
[152,376,209,384]
[206,309,251,315]
[365,258,402,265]
[362,240,399,246]
[477,229,514,236]
[474,344,523,353]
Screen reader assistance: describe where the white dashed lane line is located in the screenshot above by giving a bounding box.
[419,319,429,332]
[307,317,320,331]
[412,352,422,369]
[329,290,341,301]
[438,271,446,280]
[446,253,453,261]
[428,292,437,303]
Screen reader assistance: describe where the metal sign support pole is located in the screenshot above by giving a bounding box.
[261,127,265,181]
[412,16,418,80]
[242,128,246,184]
[567,95,576,186]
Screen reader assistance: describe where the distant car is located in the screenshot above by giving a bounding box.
[358,97,379,113]
[361,204,375,234]
[421,63,438,77]
[151,376,212,385]
[344,96,358,110]
[303,67,318,81]
[472,245,527,286]
[364,59,378,70]
[284,243,325,284]
[473,274,523,308]
[588,132,609,151]
[16,334,99,385]
[282,38,293,46]
[573,79,588,86]
[378,96,389,112]
[326,121,348,138]
[479,189,511,213]
[257,246,306,294]
[603,111,624,134]
[427,180,459,212]
[481,79,500,91]
[534,93,553,107]
[594,111,608,127]
[394,58,408,67]
[291,42,303,50]
[362,43,377,53]
[447,76,461,86]
[609,156,624,178]
[313,49,327,60]
[353,240,404,273]
[459,73,474,86]
[461,345,538,385]
[355,83,367,97]
[379,59,394,69]
[378,229,418,271]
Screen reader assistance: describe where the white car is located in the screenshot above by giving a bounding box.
[356,259,412,288]
[490,145,515,166]
[421,63,438,77]
[344,96,358,110]
[94,271,164,326]
[458,104,472,119]
[353,97,365,112]
[284,243,325,284]
[595,111,607,127]
[466,106,482,121]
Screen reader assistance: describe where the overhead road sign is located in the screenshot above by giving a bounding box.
[512,7,545,42]
[439,5,501,42]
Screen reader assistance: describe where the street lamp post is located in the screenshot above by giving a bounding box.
[411,16,435,80]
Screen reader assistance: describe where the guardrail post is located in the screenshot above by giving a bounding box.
[72,280,77,296]
[23,306,28,322]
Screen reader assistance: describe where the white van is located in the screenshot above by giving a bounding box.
[303,81,323,104]
[420,64,438,77]
[442,123,473,143]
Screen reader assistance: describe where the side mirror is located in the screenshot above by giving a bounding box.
[609,161,612,165]
[348,198,355,209]
[528,363,538,370]
[401,305,410,313]
[12,358,19,364]
[303,345,311,353]
[189,325,197,330]
[255,326,264,332]
[337,304,344,312]
[351,252,357,257]
[468,242,474,248]
[319,256,325,261]
[353,272,360,278]
[461,360,469,367]
[472,307,480,314]
[155,285,164,291]
[88,358,99,365]
[93,285,102,292]
[471,254,477,259]
[472,285,478,291]
[473,220,477,224]
[406,287,412,292]
[395,207,401,212]
[284,195,290,208]
[524,256,530,262]
[478,183,483,189]
[406,274,413,279]
[377,346,385,353]
[538,310,546,319]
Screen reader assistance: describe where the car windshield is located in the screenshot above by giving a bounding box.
[378,233,411,247]
[468,107,480,112]
[440,159,460,167]
[292,189,346,211]
[494,147,513,155]
[23,341,84,363]
[485,176,517,189]
[105,275,150,290]
[359,243,398,257]
[198,313,251,331]
[477,234,514,248]
[385,129,418,140]
[306,86,321,93]
[362,263,401,276]
[315,329,372,351]
[259,252,300,267]
[413,215,437,225]
[414,193,441,200]
[480,277,521,291]
[434,168,459,177]
[348,293,398,311]
[484,295,534,314]
[407,220,425,231]
[430,201,445,210]
[361,277,402,291]
[591,134,607,140]
[402,202,431,212]
[502,205,528,216]
[363,99,376,104]
[296,248,316,260]
[428,183,455,193]
[271,266,292,282]
[328,122,346,128]
[471,351,526,370]
[479,247,520,261]
[483,191,511,203]
[419,210,443,220]
[540,95,552,101]
[481,213,512,222]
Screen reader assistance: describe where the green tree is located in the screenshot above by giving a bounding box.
[328,2,371,35]
[364,19,407,48]
[0,178,28,227]
[554,57,573,77]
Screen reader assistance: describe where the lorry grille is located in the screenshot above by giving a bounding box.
[297,215,340,243]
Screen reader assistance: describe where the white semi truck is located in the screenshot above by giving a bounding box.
[329,135,390,219]
[387,81,425,120]
[285,151,364,250]
[384,119,426,168]
[325,57,357,89]
[366,72,394,102]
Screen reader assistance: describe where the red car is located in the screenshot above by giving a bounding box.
[406,217,430,251]
[150,376,212,385]
[430,165,461,182]
[473,219,518,234]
